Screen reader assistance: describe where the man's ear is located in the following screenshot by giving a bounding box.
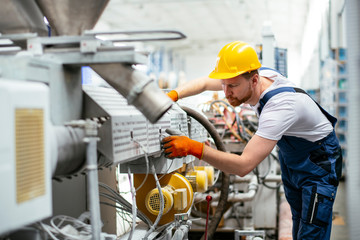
[252,73,259,85]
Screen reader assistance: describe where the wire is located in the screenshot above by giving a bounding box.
[99,182,152,226]
[127,167,137,240]
[38,222,60,240]
[38,215,93,240]
[132,139,149,192]
[100,201,130,212]
[50,215,92,240]
[157,158,176,181]
[143,164,164,239]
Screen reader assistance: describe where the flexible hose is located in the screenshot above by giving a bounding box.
[180,105,230,240]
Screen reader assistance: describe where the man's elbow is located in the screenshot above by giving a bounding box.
[235,167,253,178]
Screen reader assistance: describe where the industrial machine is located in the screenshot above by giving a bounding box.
[0,1,283,240]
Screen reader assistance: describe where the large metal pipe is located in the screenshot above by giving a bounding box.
[90,63,173,123]
[345,0,360,239]
[53,126,86,177]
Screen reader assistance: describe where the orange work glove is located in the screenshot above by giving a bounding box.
[162,135,204,159]
[167,90,179,102]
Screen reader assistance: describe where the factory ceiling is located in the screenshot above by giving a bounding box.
[95,0,311,54]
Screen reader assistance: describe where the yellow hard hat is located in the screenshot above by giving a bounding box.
[209,41,261,79]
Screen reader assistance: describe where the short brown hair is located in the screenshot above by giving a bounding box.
[241,69,259,80]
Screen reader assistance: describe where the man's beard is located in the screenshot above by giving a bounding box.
[226,86,252,107]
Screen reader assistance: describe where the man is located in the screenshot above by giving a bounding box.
[162,41,343,239]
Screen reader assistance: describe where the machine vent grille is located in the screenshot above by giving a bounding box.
[15,109,45,203]
[149,193,167,212]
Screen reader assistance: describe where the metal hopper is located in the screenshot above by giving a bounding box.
[35,0,110,36]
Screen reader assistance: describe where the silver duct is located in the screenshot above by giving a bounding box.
[345,0,360,239]
[90,63,173,123]
[53,126,86,177]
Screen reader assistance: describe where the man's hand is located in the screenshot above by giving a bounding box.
[167,90,179,102]
[162,135,204,159]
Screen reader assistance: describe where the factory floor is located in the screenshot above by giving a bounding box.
[331,180,349,240]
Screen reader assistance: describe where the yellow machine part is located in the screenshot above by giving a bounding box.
[185,170,208,193]
[134,172,194,225]
[145,187,173,215]
[194,166,215,186]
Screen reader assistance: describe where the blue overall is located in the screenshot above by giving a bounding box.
[258,87,343,240]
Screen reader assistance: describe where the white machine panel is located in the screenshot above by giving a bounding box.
[83,85,192,168]
[0,79,52,235]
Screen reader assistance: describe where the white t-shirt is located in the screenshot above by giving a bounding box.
[253,68,333,142]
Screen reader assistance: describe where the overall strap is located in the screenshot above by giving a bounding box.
[257,87,338,126]
[258,87,295,115]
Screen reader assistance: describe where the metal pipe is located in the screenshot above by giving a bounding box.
[90,63,172,123]
[53,126,86,177]
[231,174,282,183]
[194,175,258,203]
[84,120,102,240]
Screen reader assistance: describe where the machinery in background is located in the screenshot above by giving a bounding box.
[0,1,283,240]
[182,96,281,239]
[0,1,214,239]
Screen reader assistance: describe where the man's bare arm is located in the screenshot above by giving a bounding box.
[175,76,222,99]
[202,135,278,177]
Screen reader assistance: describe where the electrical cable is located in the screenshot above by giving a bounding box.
[132,139,149,192]
[99,182,152,226]
[127,166,137,240]
[51,215,92,239]
[39,215,93,240]
[143,165,164,239]
[38,222,61,240]
[100,201,131,212]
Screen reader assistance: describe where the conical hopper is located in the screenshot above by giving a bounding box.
[0,0,48,36]
[35,0,109,36]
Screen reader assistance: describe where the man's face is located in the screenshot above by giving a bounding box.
[221,74,254,106]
